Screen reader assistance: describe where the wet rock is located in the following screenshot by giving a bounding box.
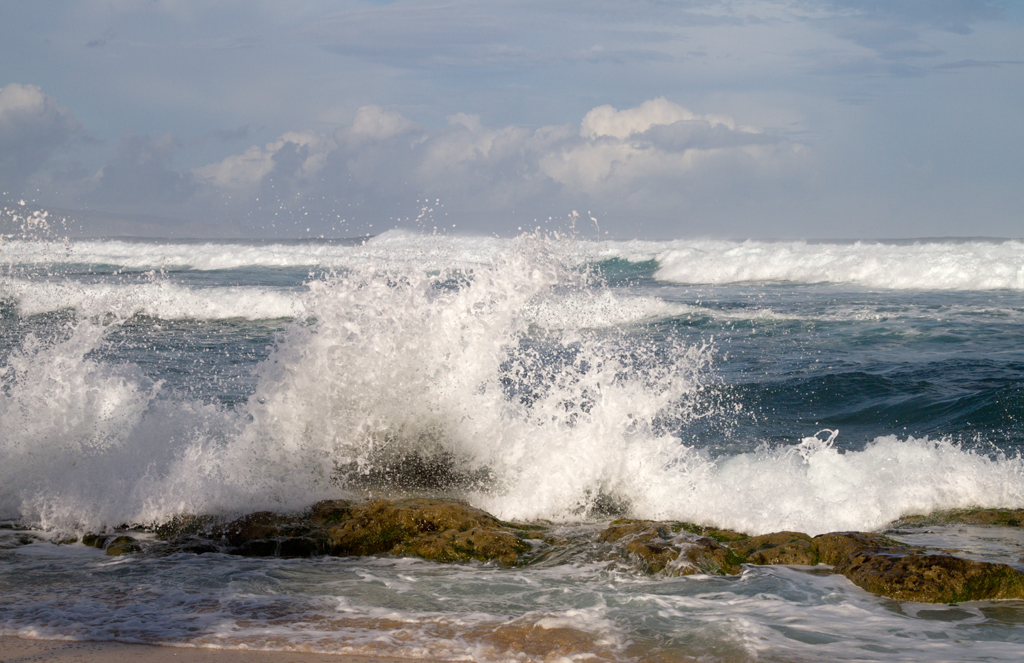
[597,520,742,576]
[0,532,40,548]
[235,539,279,557]
[82,533,109,549]
[672,537,743,576]
[154,514,224,540]
[212,511,311,548]
[105,535,141,556]
[899,509,1024,528]
[162,498,540,565]
[175,540,219,555]
[675,522,748,543]
[811,532,910,566]
[279,536,321,558]
[320,498,534,564]
[834,551,1024,603]
[729,532,818,566]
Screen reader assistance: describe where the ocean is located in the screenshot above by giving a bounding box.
[2,231,1024,662]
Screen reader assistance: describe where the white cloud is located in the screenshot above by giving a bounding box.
[0,83,82,189]
[195,130,334,189]
[344,105,418,143]
[580,97,735,139]
[191,97,799,230]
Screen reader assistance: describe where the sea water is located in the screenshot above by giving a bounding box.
[2,231,1024,662]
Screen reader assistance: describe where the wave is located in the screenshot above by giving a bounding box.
[4,233,1024,290]
[603,238,1024,290]
[0,278,307,320]
[2,234,1022,535]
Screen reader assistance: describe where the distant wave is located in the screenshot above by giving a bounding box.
[3,233,1023,289]
[0,278,307,320]
[603,239,1024,290]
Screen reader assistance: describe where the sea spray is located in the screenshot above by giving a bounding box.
[2,232,1024,535]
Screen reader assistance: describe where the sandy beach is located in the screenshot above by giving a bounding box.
[0,638,432,663]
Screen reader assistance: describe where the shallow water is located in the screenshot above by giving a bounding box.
[2,231,1024,661]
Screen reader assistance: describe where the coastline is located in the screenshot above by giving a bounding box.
[0,637,434,663]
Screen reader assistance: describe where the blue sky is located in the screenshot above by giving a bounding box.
[1,0,1022,238]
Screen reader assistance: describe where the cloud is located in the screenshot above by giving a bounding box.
[344,105,418,143]
[192,97,800,232]
[0,83,82,190]
[89,131,196,206]
[194,130,333,190]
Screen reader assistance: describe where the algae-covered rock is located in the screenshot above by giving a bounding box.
[834,550,1024,603]
[898,509,1024,528]
[168,498,539,565]
[321,498,533,564]
[105,535,141,556]
[597,520,742,576]
[811,532,906,566]
[672,538,744,575]
[82,533,107,548]
[597,521,678,573]
[729,531,818,566]
[674,522,748,543]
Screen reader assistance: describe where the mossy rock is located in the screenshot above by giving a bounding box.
[729,531,818,566]
[597,520,742,576]
[82,533,109,548]
[895,509,1024,529]
[322,498,534,564]
[811,532,906,566]
[672,538,744,576]
[105,535,141,556]
[674,522,748,543]
[154,514,224,540]
[835,551,1024,603]
[392,526,530,565]
[210,511,313,547]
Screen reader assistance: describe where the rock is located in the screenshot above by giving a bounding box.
[105,535,141,556]
[160,498,540,565]
[154,514,224,540]
[141,500,1024,603]
[811,532,907,566]
[899,509,1024,528]
[672,538,743,576]
[235,539,280,557]
[82,533,109,548]
[279,536,321,558]
[320,498,534,564]
[835,551,1024,603]
[675,522,748,543]
[729,532,818,566]
[597,521,677,573]
[597,520,742,576]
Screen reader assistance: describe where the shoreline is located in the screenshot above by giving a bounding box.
[0,637,437,663]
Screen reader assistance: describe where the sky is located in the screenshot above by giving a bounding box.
[1,0,1022,239]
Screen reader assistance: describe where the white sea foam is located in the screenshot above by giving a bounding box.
[0,231,510,271]
[604,238,1024,289]
[5,234,1024,289]
[0,278,307,319]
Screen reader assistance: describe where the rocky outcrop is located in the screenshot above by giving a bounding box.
[729,531,818,566]
[592,522,1024,603]
[898,508,1024,528]
[597,520,742,576]
[49,500,1024,604]
[160,498,542,565]
[835,549,1024,603]
[80,533,142,556]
